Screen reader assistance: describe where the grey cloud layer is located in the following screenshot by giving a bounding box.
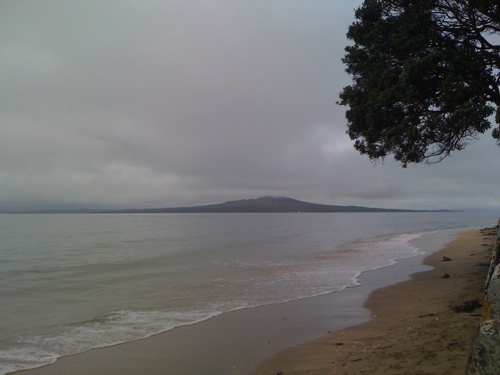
[1,1,499,210]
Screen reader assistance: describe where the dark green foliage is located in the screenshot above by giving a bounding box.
[339,0,500,166]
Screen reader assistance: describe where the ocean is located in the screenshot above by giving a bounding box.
[0,211,496,374]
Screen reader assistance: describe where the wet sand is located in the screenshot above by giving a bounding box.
[15,228,493,375]
[249,227,495,375]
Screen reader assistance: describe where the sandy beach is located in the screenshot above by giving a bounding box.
[14,226,494,375]
[250,227,496,375]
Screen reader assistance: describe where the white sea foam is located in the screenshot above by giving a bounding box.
[0,309,221,375]
[0,348,59,375]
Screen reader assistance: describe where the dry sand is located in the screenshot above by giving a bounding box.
[249,227,496,375]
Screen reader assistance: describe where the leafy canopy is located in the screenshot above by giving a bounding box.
[338,0,500,166]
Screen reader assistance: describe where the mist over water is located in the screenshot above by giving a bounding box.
[0,212,496,374]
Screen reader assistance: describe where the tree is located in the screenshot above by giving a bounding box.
[338,0,500,166]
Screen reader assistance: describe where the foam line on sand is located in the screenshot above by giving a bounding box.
[249,227,495,375]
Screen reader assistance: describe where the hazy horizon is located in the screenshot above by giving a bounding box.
[0,195,485,213]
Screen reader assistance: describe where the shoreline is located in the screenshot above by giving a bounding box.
[249,227,495,374]
[13,227,487,375]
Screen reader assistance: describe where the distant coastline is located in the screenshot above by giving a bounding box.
[4,196,455,214]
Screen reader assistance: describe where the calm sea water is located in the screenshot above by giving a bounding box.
[0,211,496,374]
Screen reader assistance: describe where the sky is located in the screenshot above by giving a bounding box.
[1,0,500,211]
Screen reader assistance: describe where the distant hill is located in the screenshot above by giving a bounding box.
[110,196,427,213]
[8,196,450,214]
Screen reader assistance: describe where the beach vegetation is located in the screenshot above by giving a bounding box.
[339,0,500,167]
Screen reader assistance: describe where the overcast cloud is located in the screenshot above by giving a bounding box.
[1,0,499,211]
